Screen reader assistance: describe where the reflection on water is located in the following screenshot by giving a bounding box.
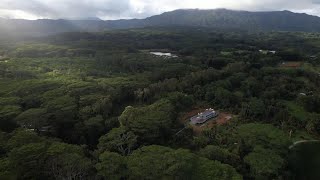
[150,52,178,58]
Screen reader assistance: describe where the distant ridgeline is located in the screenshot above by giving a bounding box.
[1,9,320,37]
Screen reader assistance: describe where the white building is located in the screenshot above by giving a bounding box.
[190,108,218,125]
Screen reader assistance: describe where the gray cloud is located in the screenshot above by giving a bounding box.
[0,0,135,19]
[1,0,320,20]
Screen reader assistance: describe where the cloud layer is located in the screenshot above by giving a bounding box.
[1,0,320,20]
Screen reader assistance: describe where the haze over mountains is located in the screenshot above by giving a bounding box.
[1,9,320,37]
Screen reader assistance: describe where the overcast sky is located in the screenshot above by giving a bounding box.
[1,0,320,20]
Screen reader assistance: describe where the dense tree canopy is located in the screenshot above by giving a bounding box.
[119,99,175,143]
[127,145,242,180]
[0,27,319,179]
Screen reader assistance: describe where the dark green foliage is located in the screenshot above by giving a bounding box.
[298,94,320,113]
[166,92,195,111]
[96,151,127,179]
[244,147,285,179]
[199,145,241,167]
[98,127,137,155]
[241,98,266,120]
[8,143,48,179]
[305,114,320,134]
[119,99,175,143]
[1,130,94,179]
[237,123,291,153]
[6,130,44,150]
[278,50,303,61]
[127,145,242,180]
[15,108,48,129]
[46,142,93,180]
[212,87,238,108]
[127,145,195,179]
[0,27,319,179]
[193,157,242,180]
[83,115,106,147]
[0,157,16,179]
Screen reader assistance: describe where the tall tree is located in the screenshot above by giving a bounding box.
[96,151,127,179]
[119,99,175,143]
[98,127,137,155]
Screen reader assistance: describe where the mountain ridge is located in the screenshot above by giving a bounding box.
[1,9,320,37]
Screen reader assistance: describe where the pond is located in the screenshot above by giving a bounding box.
[289,141,320,179]
[150,52,178,58]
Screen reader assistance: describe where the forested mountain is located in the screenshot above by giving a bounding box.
[1,9,320,38]
[145,9,320,31]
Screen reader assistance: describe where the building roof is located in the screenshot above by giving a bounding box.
[199,109,216,116]
[198,110,214,116]
[190,109,216,121]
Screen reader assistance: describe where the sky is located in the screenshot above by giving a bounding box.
[1,0,320,20]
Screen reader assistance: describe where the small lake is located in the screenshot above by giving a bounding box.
[289,141,320,179]
[150,52,178,58]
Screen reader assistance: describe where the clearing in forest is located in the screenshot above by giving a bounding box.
[178,108,233,135]
[279,61,303,68]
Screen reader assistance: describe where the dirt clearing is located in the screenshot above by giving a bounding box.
[279,61,303,68]
[178,108,233,135]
